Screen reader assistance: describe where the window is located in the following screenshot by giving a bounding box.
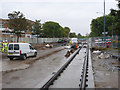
[9,44,13,50]
[14,44,19,50]
[29,45,34,50]
[0,23,4,28]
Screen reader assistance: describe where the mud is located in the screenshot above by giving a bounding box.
[91,51,119,88]
[2,47,65,75]
[2,49,68,88]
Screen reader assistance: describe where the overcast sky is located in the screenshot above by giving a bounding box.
[0,0,118,35]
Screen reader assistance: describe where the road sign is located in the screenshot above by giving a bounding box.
[102,32,108,34]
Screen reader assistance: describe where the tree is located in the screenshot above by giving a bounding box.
[8,11,29,42]
[90,1,120,37]
[77,33,82,38]
[69,32,77,38]
[63,27,70,38]
[90,15,115,37]
[115,1,120,35]
[42,21,64,38]
[106,1,120,35]
[32,20,41,43]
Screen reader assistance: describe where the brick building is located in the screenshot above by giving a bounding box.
[0,19,35,39]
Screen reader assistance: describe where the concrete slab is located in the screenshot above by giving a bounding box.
[50,48,86,88]
[87,49,95,88]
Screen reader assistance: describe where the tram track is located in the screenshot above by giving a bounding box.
[40,46,90,89]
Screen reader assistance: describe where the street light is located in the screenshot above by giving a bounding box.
[104,0,106,47]
[111,23,113,49]
[96,0,106,47]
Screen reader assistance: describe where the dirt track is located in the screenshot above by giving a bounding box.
[2,48,68,88]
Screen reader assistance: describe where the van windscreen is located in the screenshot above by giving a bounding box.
[9,44,13,50]
[14,44,19,50]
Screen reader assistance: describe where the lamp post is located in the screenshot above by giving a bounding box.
[97,0,106,48]
[104,0,106,47]
[96,0,107,48]
[111,23,113,49]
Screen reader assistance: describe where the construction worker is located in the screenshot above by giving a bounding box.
[2,40,5,53]
[75,43,77,49]
[0,41,2,52]
[69,39,71,45]
[5,40,8,52]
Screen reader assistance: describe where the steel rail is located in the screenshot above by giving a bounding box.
[80,45,89,90]
[40,48,81,90]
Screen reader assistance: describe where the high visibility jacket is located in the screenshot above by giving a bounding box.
[5,43,8,47]
[3,43,5,47]
[0,42,1,48]
[1,42,3,46]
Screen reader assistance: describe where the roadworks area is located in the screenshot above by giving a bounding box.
[1,43,65,74]
[91,48,119,88]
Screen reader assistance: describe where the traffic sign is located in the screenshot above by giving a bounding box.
[102,32,108,34]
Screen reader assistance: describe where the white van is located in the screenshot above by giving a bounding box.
[71,38,78,44]
[7,43,37,60]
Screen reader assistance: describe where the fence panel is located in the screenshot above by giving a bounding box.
[0,37,61,44]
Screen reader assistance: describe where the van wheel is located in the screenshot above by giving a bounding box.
[23,55,27,60]
[34,52,37,57]
[10,57,13,60]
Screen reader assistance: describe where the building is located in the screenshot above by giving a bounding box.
[0,18,35,39]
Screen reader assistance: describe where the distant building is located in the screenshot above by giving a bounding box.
[0,19,35,38]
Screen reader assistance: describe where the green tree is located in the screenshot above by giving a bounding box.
[42,21,64,38]
[90,1,120,37]
[63,27,70,37]
[8,11,29,42]
[90,15,115,37]
[77,33,82,38]
[114,1,120,35]
[32,20,41,43]
[69,32,77,38]
[106,1,120,35]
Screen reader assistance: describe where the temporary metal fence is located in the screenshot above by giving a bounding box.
[91,36,120,49]
[1,37,61,44]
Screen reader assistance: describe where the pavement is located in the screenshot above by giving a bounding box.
[1,47,65,73]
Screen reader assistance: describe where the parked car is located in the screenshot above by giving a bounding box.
[57,39,65,43]
[7,43,37,60]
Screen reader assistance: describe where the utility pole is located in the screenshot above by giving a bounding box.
[104,0,106,47]
[111,23,113,49]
